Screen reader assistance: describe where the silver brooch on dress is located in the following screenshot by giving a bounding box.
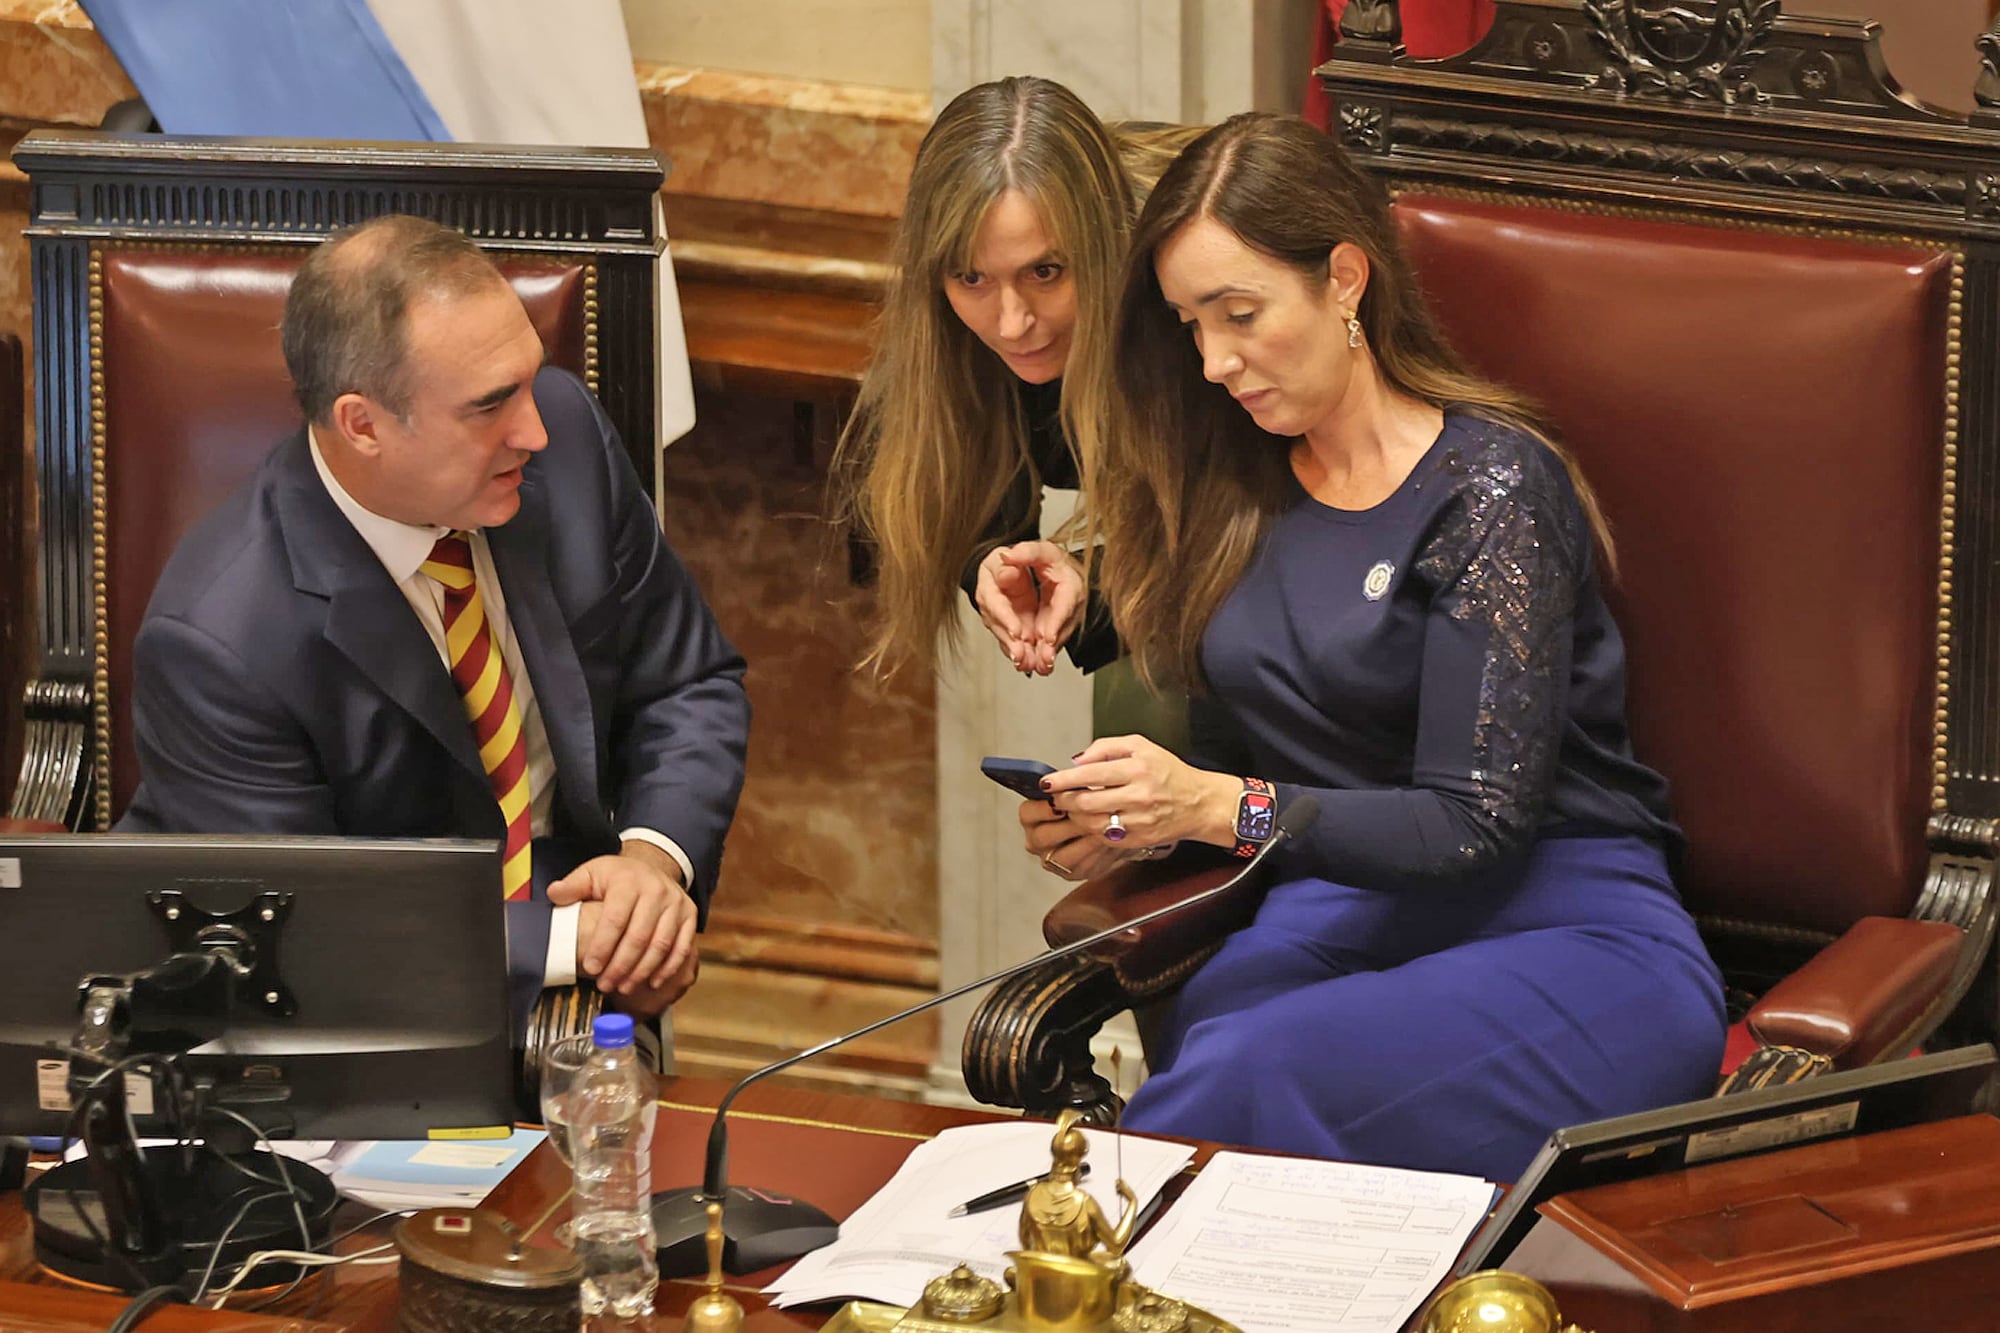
[1363,560,1395,601]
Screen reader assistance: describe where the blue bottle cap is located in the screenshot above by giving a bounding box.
[592,1013,636,1049]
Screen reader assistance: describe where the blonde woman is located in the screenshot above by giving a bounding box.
[836,78,1196,687]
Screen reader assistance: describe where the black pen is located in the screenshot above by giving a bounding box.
[947,1163,1090,1218]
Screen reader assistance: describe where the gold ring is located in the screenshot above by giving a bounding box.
[1041,851,1072,877]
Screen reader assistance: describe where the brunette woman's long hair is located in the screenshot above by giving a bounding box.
[1085,112,1614,692]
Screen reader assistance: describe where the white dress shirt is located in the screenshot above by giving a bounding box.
[309,429,695,987]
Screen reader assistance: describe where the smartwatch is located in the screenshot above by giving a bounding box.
[1231,776,1277,858]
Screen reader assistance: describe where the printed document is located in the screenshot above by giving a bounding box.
[1126,1151,1494,1332]
[765,1121,1194,1309]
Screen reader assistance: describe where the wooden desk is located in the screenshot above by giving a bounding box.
[0,1078,1045,1330]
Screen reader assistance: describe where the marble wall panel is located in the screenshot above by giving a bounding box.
[658,387,941,1091]
[0,0,133,129]
[640,64,928,218]
[0,177,28,366]
[656,387,937,943]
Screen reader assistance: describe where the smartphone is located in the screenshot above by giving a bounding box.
[980,756,1057,803]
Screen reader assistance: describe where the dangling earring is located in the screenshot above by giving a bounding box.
[1345,310,1364,350]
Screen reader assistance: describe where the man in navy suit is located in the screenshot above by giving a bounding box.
[118,215,750,1035]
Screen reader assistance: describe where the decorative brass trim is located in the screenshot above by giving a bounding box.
[1396,181,1964,812]
[521,1191,574,1245]
[1114,944,1221,999]
[655,1098,935,1144]
[88,246,109,832]
[1694,912,1837,950]
[583,259,600,395]
[87,239,301,828]
[1936,256,1964,810]
[519,1099,942,1243]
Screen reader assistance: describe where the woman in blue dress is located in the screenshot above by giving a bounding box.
[1033,113,1726,1182]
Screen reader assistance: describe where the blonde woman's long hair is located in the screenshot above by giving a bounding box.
[1090,113,1616,693]
[835,79,1186,678]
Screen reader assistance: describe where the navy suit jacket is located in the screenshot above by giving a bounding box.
[118,369,751,1032]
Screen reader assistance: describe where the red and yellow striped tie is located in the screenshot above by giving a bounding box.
[421,532,532,902]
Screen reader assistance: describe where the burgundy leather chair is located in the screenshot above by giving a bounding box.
[964,0,2000,1118]
[1,133,670,1092]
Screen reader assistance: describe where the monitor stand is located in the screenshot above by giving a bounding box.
[26,1146,340,1292]
[30,932,341,1293]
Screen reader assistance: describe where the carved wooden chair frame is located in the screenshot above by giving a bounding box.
[963,0,2000,1121]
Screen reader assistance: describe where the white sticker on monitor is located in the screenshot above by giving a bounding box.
[36,1059,68,1112]
[34,1060,154,1116]
[0,857,20,889]
[1684,1101,1860,1164]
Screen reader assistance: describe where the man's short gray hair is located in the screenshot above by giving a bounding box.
[281,215,506,425]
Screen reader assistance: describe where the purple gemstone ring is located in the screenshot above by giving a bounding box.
[1104,813,1127,843]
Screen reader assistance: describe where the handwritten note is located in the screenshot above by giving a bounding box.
[1126,1151,1495,1332]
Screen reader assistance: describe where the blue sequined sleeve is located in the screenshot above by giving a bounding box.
[1272,444,1587,886]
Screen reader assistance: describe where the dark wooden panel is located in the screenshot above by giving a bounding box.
[0,333,22,810]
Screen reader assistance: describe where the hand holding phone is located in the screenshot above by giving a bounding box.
[980,756,1057,803]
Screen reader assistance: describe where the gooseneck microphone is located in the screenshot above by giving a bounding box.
[651,795,1321,1277]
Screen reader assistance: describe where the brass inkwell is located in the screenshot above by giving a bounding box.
[824,1110,1241,1333]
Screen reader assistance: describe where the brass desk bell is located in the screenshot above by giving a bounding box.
[824,1110,1241,1333]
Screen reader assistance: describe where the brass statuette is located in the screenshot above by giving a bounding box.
[824,1110,1240,1333]
[1018,1111,1138,1262]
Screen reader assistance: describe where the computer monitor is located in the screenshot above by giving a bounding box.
[0,833,515,1141]
[1453,1042,1999,1276]
[0,833,518,1291]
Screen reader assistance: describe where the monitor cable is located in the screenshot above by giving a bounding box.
[104,1283,179,1333]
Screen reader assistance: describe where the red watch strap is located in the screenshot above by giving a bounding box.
[1231,776,1276,858]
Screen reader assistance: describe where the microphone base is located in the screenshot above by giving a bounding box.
[653,1183,839,1277]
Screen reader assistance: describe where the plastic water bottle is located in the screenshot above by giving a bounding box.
[571,1013,659,1317]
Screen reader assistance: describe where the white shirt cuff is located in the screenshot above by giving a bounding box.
[543,902,580,989]
[619,828,697,896]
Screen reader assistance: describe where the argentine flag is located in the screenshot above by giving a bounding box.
[79,0,699,453]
